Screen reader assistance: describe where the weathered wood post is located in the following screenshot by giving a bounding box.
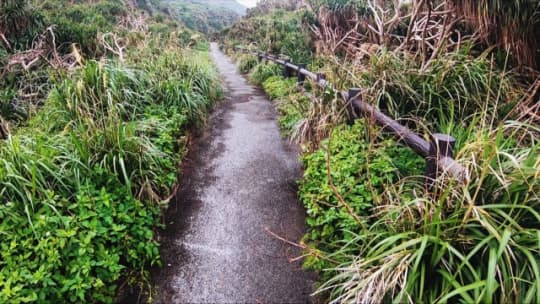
[0,116,9,140]
[426,133,456,188]
[283,60,292,78]
[297,64,306,85]
[347,88,362,124]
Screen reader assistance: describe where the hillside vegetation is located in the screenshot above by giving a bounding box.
[0,0,221,302]
[224,0,540,303]
[157,0,246,33]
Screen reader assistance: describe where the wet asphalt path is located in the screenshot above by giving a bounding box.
[152,43,313,303]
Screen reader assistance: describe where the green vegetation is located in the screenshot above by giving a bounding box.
[40,0,127,54]
[0,0,44,50]
[253,58,540,304]
[249,62,281,85]
[229,0,540,302]
[0,0,191,129]
[300,122,424,271]
[349,49,521,132]
[158,0,246,34]
[314,122,539,304]
[1,50,220,303]
[2,0,539,302]
[1,0,221,302]
[221,8,315,64]
[237,54,258,74]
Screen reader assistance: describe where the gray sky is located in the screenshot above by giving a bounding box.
[236,0,258,8]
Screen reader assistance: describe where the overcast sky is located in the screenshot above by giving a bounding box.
[236,0,258,8]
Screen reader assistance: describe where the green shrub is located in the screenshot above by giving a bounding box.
[237,54,258,74]
[299,121,424,275]
[259,74,308,136]
[243,9,316,63]
[223,10,314,64]
[262,75,296,99]
[0,0,45,50]
[161,0,241,34]
[249,62,281,85]
[154,14,165,23]
[42,1,126,55]
[0,183,159,303]
[309,0,369,13]
[276,99,305,136]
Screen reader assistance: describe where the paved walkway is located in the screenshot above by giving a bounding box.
[153,43,313,303]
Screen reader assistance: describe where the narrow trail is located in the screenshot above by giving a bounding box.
[152,43,313,303]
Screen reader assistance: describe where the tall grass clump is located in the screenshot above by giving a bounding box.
[262,73,357,148]
[452,0,540,69]
[139,48,222,125]
[300,121,424,273]
[343,48,522,132]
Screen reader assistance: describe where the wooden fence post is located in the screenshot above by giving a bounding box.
[426,133,456,188]
[0,116,8,140]
[347,88,362,124]
[283,60,292,78]
[297,64,306,85]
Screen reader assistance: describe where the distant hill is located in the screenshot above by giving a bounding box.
[158,0,247,33]
[208,0,247,16]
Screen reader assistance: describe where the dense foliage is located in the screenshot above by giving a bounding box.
[349,49,521,132]
[158,0,246,34]
[299,122,424,270]
[0,0,44,50]
[41,0,127,54]
[315,122,539,303]
[221,8,315,64]
[0,0,222,302]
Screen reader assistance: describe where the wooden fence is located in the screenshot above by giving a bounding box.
[235,46,468,184]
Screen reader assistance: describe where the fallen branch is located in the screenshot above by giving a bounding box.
[0,32,11,50]
[99,33,126,62]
